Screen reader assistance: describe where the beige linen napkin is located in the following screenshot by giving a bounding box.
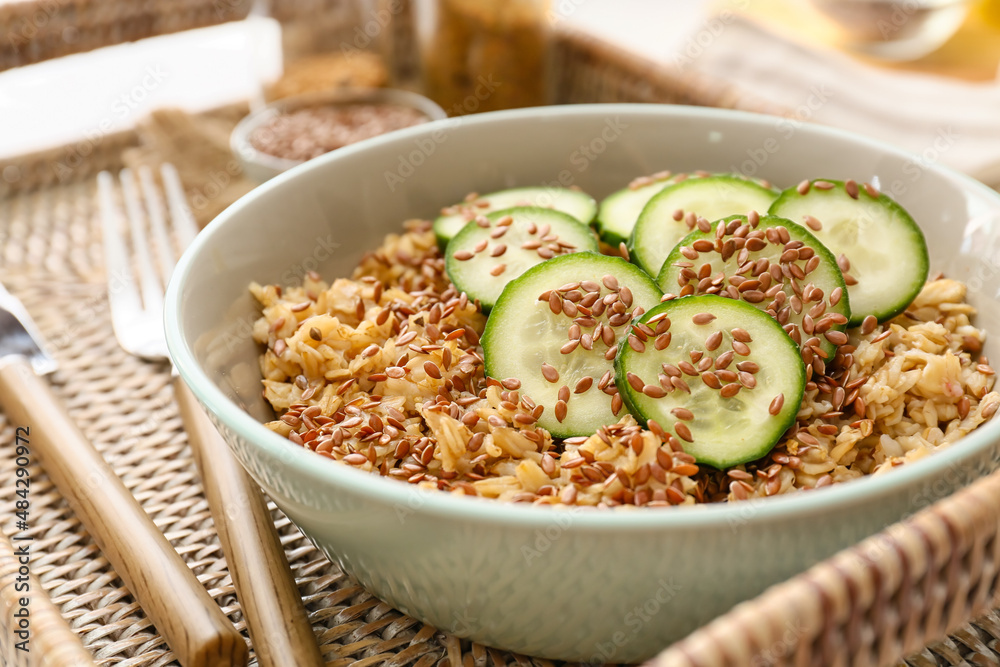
[676,15,1000,186]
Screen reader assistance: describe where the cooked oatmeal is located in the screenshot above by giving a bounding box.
[251,220,999,507]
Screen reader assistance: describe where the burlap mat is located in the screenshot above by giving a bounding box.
[3,175,1000,667]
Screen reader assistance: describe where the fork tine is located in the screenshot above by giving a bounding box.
[119,168,164,316]
[161,163,200,253]
[97,171,143,321]
[138,165,176,288]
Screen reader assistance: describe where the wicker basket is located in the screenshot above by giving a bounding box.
[0,0,253,72]
[1,5,1000,667]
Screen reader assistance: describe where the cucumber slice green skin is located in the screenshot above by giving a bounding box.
[433,187,598,249]
[482,253,663,438]
[768,179,929,326]
[629,175,779,277]
[614,295,805,469]
[596,175,678,246]
[444,207,599,313]
[656,214,851,360]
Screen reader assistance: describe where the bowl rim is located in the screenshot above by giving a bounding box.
[168,103,1000,530]
[230,87,448,175]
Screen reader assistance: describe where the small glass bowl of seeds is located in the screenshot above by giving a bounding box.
[231,88,446,182]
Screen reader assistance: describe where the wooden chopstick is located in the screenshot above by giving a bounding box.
[175,378,325,666]
[0,357,249,667]
[0,528,95,667]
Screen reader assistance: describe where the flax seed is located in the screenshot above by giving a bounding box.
[560,339,580,355]
[732,340,751,356]
[625,372,644,392]
[845,179,859,199]
[671,376,691,393]
[548,291,563,315]
[825,330,849,346]
[674,422,693,442]
[541,363,559,383]
[720,383,741,398]
[671,407,694,421]
[643,384,667,398]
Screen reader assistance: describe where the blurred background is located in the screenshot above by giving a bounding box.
[1,0,999,221]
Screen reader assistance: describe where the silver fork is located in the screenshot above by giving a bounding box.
[99,164,197,360]
[98,165,324,667]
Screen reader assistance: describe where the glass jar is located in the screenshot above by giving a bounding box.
[419,0,551,115]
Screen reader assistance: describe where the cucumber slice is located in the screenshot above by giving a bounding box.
[444,207,599,312]
[656,214,851,360]
[598,172,777,247]
[596,172,678,246]
[630,175,779,277]
[434,187,597,248]
[481,253,663,438]
[614,295,804,469]
[768,179,928,325]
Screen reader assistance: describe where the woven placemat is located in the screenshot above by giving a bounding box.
[0,178,477,667]
[3,173,1000,667]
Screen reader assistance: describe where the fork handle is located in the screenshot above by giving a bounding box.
[0,357,249,667]
[174,377,325,667]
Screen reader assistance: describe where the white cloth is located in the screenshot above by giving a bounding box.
[674,16,1000,186]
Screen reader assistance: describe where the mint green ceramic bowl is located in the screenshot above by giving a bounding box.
[165,105,1000,663]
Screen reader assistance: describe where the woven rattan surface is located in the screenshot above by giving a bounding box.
[0,0,254,72]
[2,19,1000,665]
[0,178,469,667]
[0,167,999,667]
